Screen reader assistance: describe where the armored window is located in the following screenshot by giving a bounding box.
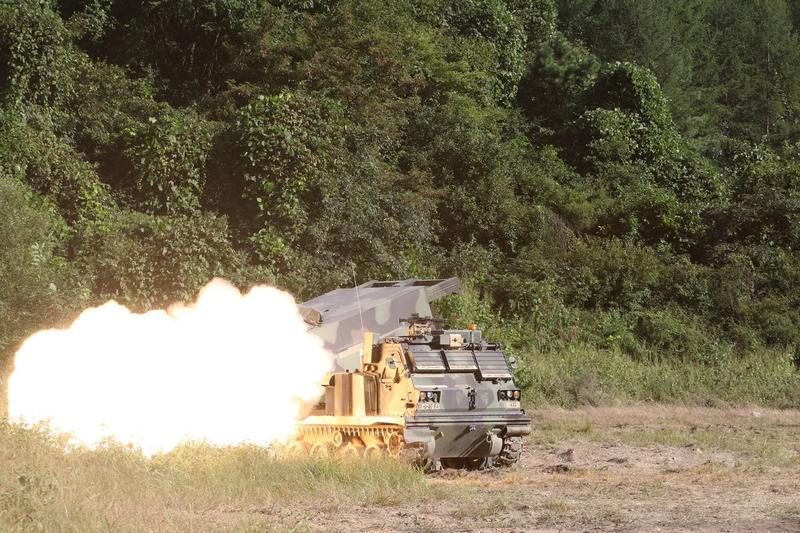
[474,351,512,379]
[406,349,446,372]
[443,350,478,371]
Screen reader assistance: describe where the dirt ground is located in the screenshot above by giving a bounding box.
[254,406,800,532]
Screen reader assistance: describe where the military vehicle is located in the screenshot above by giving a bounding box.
[292,278,531,470]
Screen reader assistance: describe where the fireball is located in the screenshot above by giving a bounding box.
[7,279,334,455]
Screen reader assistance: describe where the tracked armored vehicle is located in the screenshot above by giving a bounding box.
[293,278,531,470]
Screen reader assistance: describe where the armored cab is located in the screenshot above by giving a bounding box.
[294,278,531,470]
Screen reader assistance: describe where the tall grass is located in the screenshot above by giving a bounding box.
[0,422,427,531]
[521,345,800,408]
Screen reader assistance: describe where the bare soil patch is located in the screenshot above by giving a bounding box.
[269,406,800,532]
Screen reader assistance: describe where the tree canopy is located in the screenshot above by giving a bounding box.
[2,0,800,388]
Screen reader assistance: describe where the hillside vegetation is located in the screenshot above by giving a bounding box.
[2,0,800,407]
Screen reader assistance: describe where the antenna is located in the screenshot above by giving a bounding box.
[351,264,365,340]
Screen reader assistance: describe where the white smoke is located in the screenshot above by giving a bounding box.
[8,279,334,455]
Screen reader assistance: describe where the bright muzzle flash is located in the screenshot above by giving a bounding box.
[7,279,334,455]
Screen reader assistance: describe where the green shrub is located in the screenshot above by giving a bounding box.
[73,210,248,309]
[0,112,113,224]
[121,106,217,215]
[0,178,76,354]
[633,307,729,365]
[523,344,800,408]
[0,0,75,108]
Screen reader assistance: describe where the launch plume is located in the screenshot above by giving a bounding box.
[7,279,334,455]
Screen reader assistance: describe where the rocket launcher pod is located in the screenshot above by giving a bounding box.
[293,278,531,471]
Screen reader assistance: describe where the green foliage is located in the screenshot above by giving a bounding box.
[517,32,599,131]
[74,210,247,309]
[57,55,159,162]
[563,238,665,311]
[121,106,217,214]
[634,307,728,365]
[717,146,800,249]
[97,0,269,105]
[232,92,343,233]
[1,0,800,407]
[524,345,800,408]
[0,0,75,108]
[438,0,528,101]
[556,0,708,125]
[559,62,722,247]
[703,0,800,145]
[584,62,673,128]
[506,0,557,47]
[572,62,681,176]
[0,111,112,224]
[557,0,800,152]
[748,296,800,350]
[0,178,77,354]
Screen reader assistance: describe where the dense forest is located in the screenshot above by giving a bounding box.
[2,0,800,407]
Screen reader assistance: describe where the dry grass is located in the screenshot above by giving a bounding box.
[0,421,427,531]
[3,406,800,531]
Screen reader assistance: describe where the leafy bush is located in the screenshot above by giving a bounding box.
[0,0,75,108]
[121,106,217,214]
[231,91,344,235]
[517,32,598,130]
[0,112,112,224]
[633,307,729,365]
[73,210,247,309]
[438,0,528,101]
[0,178,77,356]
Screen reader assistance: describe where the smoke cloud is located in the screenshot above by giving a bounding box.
[8,279,334,455]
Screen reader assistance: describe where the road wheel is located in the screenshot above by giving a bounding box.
[283,441,308,456]
[340,442,362,458]
[363,445,384,459]
[386,432,404,457]
[331,430,344,448]
[310,443,330,458]
[495,436,523,467]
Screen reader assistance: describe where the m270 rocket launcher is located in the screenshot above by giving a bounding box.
[293,278,531,470]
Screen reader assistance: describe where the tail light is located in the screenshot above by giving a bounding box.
[418,391,440,402]
[498,389,521,401]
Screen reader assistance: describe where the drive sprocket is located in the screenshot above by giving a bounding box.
[495,436,523,467]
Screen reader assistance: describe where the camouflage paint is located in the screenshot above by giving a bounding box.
[299,279,531,465]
